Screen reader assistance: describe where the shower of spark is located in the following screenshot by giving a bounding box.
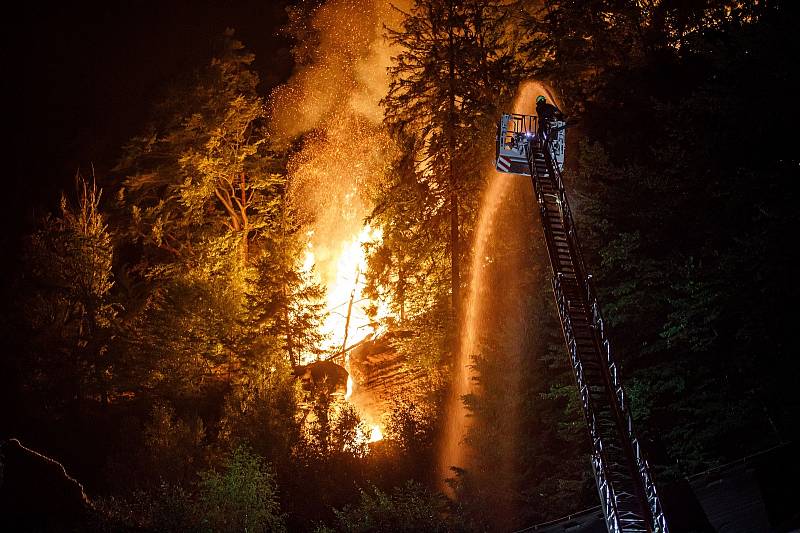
[270,0,408,442]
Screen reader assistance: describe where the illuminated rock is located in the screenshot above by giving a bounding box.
[347,330,425,421]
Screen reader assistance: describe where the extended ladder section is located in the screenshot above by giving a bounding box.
[496,114,668,533]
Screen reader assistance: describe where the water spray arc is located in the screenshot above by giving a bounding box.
[438,82,556,491]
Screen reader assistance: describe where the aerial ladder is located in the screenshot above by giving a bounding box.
[495,113,669,533]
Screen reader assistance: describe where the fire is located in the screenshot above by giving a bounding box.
[353,422,385,447]
[300,223,385,360]
[369,424,383,442]
[322,224,382,352]
[345,375,354,400]
[300,223,389,449]
[271,0,407,455]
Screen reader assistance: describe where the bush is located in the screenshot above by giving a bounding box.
[198,446,286,533]
[322,481,456,533]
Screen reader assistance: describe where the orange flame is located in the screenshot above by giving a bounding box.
[272,0,407,451]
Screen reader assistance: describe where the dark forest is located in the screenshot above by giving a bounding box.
[1,1,798,532]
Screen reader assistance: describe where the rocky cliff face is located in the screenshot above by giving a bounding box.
[293,331,428,426]
[347,332,427,423]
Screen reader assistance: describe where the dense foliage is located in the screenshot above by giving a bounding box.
[1,1,797,531]
[541,0,800,478]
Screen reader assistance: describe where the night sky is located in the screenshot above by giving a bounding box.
[5,0,294,245]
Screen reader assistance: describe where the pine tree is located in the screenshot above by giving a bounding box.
[380,0,517,319]
[240,229,326,368]
[22,177,117,406]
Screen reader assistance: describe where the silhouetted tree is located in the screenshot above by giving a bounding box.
[22,177,117,407]
[381,0,517,316]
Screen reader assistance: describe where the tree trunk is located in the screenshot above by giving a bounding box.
[448,0,460,318]
[283,285,296,367]
[399,264,406,324]
[240,172,249,264]
[341,270,360,354]
[280,205,296,367]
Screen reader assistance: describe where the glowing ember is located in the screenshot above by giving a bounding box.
[345,375,354,400]
[369,424,383,443]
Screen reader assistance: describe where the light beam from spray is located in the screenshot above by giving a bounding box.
[438,81,561,489]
